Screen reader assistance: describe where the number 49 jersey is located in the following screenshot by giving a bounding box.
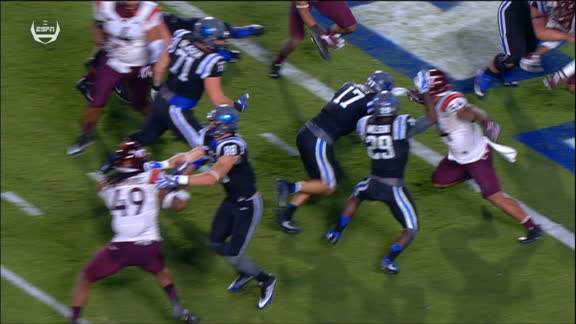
[356,114,415,179]
[310,82,377,141]
[98,170,163,243]
[165,30,227,101]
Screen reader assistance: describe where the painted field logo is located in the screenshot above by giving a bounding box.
[30,20,60,44]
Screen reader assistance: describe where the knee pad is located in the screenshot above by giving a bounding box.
[493,53,516,72]
[206,241,227,256]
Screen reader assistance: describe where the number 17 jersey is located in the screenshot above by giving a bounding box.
[310,82,377,141]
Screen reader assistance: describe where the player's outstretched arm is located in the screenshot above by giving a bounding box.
[530,6,575,42]
[156,155,239,188]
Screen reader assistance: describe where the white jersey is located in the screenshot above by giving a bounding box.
[94,1,162,67]
[98,169,164,242]
[434,91,488,164]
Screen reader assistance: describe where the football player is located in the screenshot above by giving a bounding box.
[543,59,575,94]
[69,141,198,324]
[98,17,250,174]
[146,105,277,310]
[274,71,394,234]
[416,69,543,244]
[269,0,356,79]
[325,91,434,274]
[77,12,264,104]
[67,1,171,156]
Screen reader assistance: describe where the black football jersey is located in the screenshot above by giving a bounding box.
[165,30,226,101]
[356,114,415,179]
[200,129,257,199]
[310,82,377,141]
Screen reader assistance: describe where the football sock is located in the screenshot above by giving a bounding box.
[288,181,302,193]
[163,284,180,305]
[386,243,404,262]
[521,217,539,230]
[255,272,271,282]
[336,214,350,232]
[71,306,82,322]
[273,54,286,65]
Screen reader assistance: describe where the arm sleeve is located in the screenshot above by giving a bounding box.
[406,116,434,138]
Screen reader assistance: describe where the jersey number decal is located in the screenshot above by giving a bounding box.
[332,87,366,109]
[111,187,146,217]
[365,135,396,159]
[223,145,238,156]
[170,48,194,82]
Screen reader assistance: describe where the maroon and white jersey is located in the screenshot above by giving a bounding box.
[434,91,487,164]
[94,1,162,67]
[98,169,164,242]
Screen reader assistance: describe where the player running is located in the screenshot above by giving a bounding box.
[416,69,543,244]
[146,105,277,310]
[69,141,198,324]
[325,91,434,274]
[67,1,170,156]
[274,71,395,234]
[269,0,356,79]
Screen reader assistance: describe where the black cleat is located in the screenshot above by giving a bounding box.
[517,227,543,244]
[67,134,95,156]
[269,63,282,79]
[75,77,94,102]
[277,218,302,234]
[257,274,277,309]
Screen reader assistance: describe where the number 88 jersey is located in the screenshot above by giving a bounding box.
[98,170,163,243]
[356,114,414,179]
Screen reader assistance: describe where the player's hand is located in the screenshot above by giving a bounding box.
[234,93,250,112]
[407,89,425,104]
[482,119,501,141]
[155,175,181,189]
[320,33,345,49]
[143,160,169,171]
[191,157,208,170]
[413,70,430,94]
[150,85,160,101]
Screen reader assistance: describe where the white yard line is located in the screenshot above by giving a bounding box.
[163,2,575,251]
[260,133,300,156]
[1,265,91,324]
[1,192,43,216]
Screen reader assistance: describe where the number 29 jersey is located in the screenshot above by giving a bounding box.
[356,114,415,179]
[310,82,377,141]
[98,170,163,243]
[165,30,227,100]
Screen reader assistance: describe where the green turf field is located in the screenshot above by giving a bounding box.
[1,1,574,324]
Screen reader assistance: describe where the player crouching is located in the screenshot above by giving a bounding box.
[69,141,198,324]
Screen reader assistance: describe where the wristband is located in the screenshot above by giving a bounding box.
[208,170,221,182]
[177,175,190,186]
[159,160,170,169]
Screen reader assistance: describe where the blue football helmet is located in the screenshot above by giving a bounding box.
[192,17,230,51]
[206,105,240,136]
[365,70,393,93]
[369,91,399,117]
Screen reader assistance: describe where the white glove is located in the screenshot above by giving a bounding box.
[413,70,430,94]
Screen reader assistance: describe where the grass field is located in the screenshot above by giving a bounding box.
[1,1,574,324]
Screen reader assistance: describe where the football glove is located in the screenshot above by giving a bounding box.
[407,89,425,104]
[234,93,250,112]
[155,174,189,189]
[413,70,430,94]
[482,118,501,141]
[143,160,170,171]
[320,33,345,50]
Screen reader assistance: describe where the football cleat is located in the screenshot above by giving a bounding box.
[67,134,95,156]
[543,70,568,89]
[519,54,543,72]
[324,229,342,244]
[75,77,94,102]
[517,227,543,244]
[173,306,200,324]
[502,80,518,87]
[257,275,277,309]
[277,219,302,234]
[310,32,331,60]
[474,70,495,99]
[269,63,282,79]
[227,274,254,291]
[380,257,399,274]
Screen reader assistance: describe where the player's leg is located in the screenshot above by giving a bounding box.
[67,55,125,155]
[127,66,153,116]
[431,156,469,189]
[544,60,576,91]
[134,242,199,323]
[316,1,358,35]
[325,178,369,244]
[466,148,543,244]
[475,1,532,98]
[69,243,125,323]
[76,49,106,102]
[269,2,305,79]
[380,186,419,274]
[168,106,203,149]
[224,193,276,309]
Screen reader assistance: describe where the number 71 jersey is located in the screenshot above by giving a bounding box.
[310,82,378,141]
[98,170,163,243]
